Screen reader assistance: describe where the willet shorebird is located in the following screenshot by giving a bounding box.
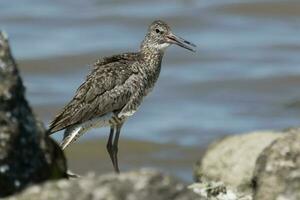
[48,20,196,173]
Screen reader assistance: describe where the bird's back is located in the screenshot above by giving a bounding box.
[49,53,141,134]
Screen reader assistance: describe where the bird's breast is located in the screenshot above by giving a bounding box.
[138,67,161,95]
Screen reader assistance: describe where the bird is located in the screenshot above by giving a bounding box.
[48,20,196,173]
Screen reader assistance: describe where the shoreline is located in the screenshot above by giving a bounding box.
[62,138,206,182]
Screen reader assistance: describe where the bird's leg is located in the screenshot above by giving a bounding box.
[106,126,115,170]
[112,123,123,173]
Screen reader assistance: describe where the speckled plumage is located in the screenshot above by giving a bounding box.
[50,53,141,132]
[49,20,195,173]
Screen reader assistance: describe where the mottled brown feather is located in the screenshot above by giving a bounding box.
[48,53,141,134]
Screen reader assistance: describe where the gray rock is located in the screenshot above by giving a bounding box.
[0,31,67,197]
[194,131,282,192]
[253,130,300,200]
[7,169,201,200]
[189,181,252,200]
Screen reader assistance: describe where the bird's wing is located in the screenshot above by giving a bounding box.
[49,54,140,134]
[118,87,144,119]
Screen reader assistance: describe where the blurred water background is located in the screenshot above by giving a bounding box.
[1,0,300,180]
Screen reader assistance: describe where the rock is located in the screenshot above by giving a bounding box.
[7,169,200,200]
[252,130,300,200]
[194,131,283,192]
[0,31,67,197]
[189,181,252,200]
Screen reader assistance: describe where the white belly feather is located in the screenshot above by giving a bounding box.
[83,112,114,129]
[60,112,120,149]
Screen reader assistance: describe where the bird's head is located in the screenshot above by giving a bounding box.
[141,20,196,53]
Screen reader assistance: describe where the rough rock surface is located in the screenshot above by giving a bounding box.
[253,130,300,200]
[194,131,282,192]
[189,181,252,200]
[7,169,200,200]
[0,31,67,197]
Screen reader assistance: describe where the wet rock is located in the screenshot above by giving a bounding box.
[194,131,282,192]
[7,169,200,200]
[253,130,300,200]
[0,31,67,197]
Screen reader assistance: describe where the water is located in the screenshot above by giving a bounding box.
[1,0,300,147]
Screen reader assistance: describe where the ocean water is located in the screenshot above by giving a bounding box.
[1,0,300,147]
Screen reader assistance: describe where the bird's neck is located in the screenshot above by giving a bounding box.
[140,45,164,64]
[140,47,163,74]
[137,47,163,92]
[140,36,165,60]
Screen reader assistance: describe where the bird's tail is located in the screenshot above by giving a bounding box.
[60,125,85,150]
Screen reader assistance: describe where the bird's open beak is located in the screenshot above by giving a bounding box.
[165,32,196,52]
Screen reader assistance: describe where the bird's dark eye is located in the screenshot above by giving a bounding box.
[155,29,164,34]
